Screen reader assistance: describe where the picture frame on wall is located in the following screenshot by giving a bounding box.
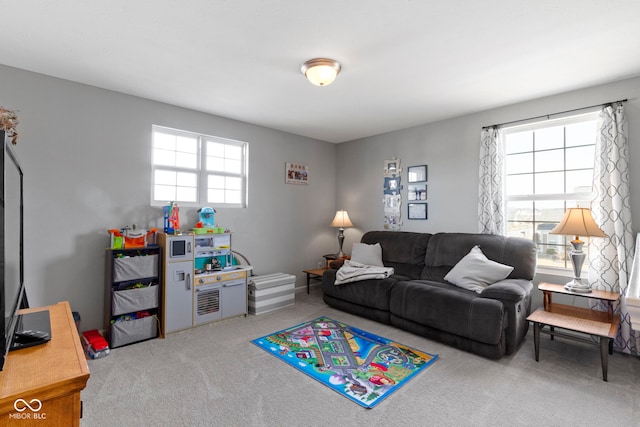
[408,183,427,201]
[408,202,428,220]
[408,165,427,183]
[285,162,309,184]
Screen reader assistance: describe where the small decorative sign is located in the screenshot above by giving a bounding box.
[285,162,309,184]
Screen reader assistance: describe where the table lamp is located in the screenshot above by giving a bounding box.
[330,210,354,258]
[550,207,606,293]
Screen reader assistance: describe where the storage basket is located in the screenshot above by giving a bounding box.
[110,315,158,348]
[112,285,159,316]
[113,254,158,282]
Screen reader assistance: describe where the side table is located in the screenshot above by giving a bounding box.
[302,268,327,294]
[526,282,620,381]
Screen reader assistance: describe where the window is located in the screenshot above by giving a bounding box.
[151,126,248,207]
[503,112,598,270]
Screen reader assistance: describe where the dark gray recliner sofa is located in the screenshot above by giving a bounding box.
[322,231,537,359]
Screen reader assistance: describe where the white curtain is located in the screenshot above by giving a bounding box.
[478,127,505,235]
[588,103,638,355]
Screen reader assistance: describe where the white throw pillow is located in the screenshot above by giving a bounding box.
[350,243,384,267]
[444,246,514,293]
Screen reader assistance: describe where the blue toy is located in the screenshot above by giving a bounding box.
[198,207,216,228]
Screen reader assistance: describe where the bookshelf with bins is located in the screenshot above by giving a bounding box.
[104,247,161,347]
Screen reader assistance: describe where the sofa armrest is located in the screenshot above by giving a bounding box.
[479,279,533,355]
[480,279,533,303]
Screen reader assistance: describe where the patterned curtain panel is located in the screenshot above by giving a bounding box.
[588,104,638,355]
[478,127,505,235]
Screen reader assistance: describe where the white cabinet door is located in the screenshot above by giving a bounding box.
[221,279,247,318]
[164,261,193,333]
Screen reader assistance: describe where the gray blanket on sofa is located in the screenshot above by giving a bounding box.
[334,260,395,285]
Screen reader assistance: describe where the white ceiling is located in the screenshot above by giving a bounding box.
[3,1,640,143]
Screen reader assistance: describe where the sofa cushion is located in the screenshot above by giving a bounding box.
[321,269,404,312]
[444,246,514,293]
[361,231,431,279]
[390,280,505,345]
[351,242,383,266]
[423,233,536,280]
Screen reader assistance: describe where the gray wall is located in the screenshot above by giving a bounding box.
[336,75,640,308]
[0,64,338,331]
[336,75,640,243]
[3,62,639,331]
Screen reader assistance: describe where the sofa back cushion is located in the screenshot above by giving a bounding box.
[361,231,431,279]
[423,233,536,280]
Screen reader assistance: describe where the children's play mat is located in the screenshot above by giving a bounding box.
[252,316,438,408]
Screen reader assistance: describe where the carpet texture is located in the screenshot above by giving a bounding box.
[81,287,640,426]
[252,316,438,408]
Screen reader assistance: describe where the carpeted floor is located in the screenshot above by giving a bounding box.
[82,286,640,426]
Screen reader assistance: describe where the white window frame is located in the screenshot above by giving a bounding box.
[151,125,248,208]
[502,111,599,272]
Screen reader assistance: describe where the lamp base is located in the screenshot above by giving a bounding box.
[564,279,592,293]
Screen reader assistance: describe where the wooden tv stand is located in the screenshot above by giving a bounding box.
[0,301,90,426]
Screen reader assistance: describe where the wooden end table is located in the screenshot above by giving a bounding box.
[302,268,327,294]
[527,282,620,381]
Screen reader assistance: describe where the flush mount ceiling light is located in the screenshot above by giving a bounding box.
[301,58,341,86]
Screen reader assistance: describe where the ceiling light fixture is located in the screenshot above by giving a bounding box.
[301,58,341,87]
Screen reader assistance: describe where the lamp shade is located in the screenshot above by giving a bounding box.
[301,58,341,86]
[549,208,606,238]
[330,210,353,228]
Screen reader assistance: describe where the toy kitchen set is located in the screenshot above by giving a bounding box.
[158,206,253,335]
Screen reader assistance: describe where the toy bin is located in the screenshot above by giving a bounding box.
[248,273,296,315]
[112,285,159,316]
[110,316,158,348]
[113,254,158,282]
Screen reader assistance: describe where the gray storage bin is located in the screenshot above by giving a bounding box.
[112,285,159,316]
[113,254,158,282]
[110,315,158,348]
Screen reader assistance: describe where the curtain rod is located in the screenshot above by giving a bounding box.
[482,98,628,130]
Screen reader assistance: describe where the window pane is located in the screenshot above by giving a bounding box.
[566,121,597,147]
[506,174,533,195]
[152,127,248,207]
[208,175,225,189]
[208,189,225,203]
[505,131,532,154]
[566,170,593,193]
[566,146,595,170]
[176,172,197,187]
[506,153,533,174]
[155,170,176,185]
[535,171,564,194]
[207,156,225,172]
[225,159,241,174]
[225,189,242,204]
[176,136,198,153]
[535,126,564,150]
[155,185,176,201]
[176,152,197,169]
[226,145,242,160]
[154,149,176,166]
[225,177,241,190]
[506,201,534,239]
[153,132,175,150]
[176,186,197,202]
[534,149,564,173]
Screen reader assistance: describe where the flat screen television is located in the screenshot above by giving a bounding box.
[0,131,51,372]
[0,130,26,371]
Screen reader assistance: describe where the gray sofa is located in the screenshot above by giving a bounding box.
[322,231,537,359]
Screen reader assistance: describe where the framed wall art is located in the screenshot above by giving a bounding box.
[285,162,309,184]
[408,183,427,201]
[408,165,427,183]
[408,202,428,220]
